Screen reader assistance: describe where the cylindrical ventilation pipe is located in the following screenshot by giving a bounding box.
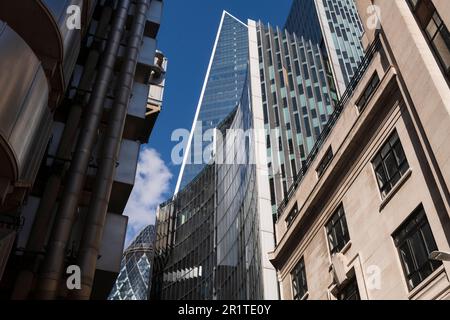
[34,0,132,300]
[69,0,150,300]
[11,3,116,300]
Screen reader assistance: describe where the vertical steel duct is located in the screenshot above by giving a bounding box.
[69,0,150,300]
[11,104,83,300]
[35,0,132,300]
[12,3,114,300]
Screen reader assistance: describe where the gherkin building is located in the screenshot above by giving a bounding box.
[109,225,156,300]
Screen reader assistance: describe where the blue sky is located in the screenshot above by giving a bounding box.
[125,0,293,243]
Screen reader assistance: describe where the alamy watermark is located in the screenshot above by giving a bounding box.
[66,5,82,30]
[366,5,382,31]
[66,265,81,290]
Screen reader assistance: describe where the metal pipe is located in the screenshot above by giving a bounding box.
[34,0,131,300]
[11,103,82,300]
[11,3,115,300]
[69,0,150,300]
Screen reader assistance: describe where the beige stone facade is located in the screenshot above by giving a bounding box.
[270,0,450,300]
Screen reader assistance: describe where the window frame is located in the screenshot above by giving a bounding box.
[336,275,360,300]
[393,205,442,291]
[316,146,334,178]
[326,204,351,256]
[356,72,380,111]
[371,130,410,198]
[291,257,308,300]
[406,0,450,81]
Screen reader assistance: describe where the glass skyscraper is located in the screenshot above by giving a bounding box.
[152,70,276,299]
[285,0,364,95]
[154,3,367,300]
[109,225,156,301]
[256,23,338,213]
[175,11,249,192]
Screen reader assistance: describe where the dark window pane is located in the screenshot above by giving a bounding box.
[393,205,442,290]
[326,205,350,255]
[372,131,410,197]
[337,276,360,300]
[291,258,308,300]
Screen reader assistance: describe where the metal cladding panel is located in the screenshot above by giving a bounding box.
[108,139,140,214]
[96,213,128,273]
[124,83,151,141]
[11,67,51,181]
[0,22,42,139]
[128,82,149,119]
[43,0,83,86]
[138,37,157,66]
[87,137,139,184]
[0,22,50,182]
[115,139,140,186]
[148,0,162,26]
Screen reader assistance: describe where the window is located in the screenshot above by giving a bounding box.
[336,275,360,300]
[357,73,380,110]
[326,205,350,255]
[316,147,333,178]
[291,159,297,179]
[292,257,308,300]
[393,205,442,291]
[286,203,298,226]
[407,0,450,79]
[269,178,276,206]
[372,131,409,198]
[288,139,294,154]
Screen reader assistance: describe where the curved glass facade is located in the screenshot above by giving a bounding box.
[152,74,265,300]
[109,225,156,300]
[215,79,263,299]
[155,164,216,300]
[176,12,249,191]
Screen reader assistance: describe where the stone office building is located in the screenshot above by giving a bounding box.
[270,0,450,300]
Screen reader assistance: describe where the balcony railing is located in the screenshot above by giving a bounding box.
[276,35,382,220]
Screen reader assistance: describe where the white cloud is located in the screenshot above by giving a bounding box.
[124,147,172,246]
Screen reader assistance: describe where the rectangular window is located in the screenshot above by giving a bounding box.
[292,97,298,111]
[294,114,302,134]
[316,147,333,178]
[337,275,360,300]
[269,178,276,206]
[263,104,268,124]
[407,0,450,79]
[372,131,410,198]
[286,203,298,226]
[326,205,350,255]
[274,107,280,126]
[393,205,442,291]
[356,73,380,110]
[288,139,294,155]
[291,159,297,179]
[291,257,308,300]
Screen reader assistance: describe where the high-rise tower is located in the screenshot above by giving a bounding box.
[152,12,278,300]
[109,225,156,300]
[175,11,249,192]
[285,0,365,95]
[255,22,338,213]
